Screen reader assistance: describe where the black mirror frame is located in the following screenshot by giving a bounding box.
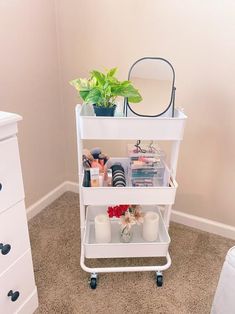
[124,57,176,117]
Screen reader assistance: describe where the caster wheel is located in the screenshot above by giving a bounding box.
[156,274,163,287]
[90,278,97,290]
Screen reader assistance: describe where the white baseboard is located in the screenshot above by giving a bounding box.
[63,180,79,193]
[26,181,78,220]
[171,209,235,240]
[27,181,235,240]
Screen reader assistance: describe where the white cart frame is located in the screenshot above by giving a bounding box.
[75,104,187,287]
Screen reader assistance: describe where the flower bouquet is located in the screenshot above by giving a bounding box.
[107,205,144,242]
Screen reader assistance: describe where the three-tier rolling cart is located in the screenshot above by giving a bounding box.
[76,104,187,289]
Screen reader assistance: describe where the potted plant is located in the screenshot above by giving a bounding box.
[70,67,142,116]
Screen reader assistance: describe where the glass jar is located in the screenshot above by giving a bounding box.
[120,226,133,243]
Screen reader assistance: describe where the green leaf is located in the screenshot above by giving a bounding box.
[84,88,102,104]
[105,86,112,98]
[90,70,105,85]
[107,67,117,77]
[79,90,90,101]
[128,93,142,103]
[89,77,97,88]
[120,80,131,87]
[69,79,81,90]
[70,78,90,91]
[111,83,142,103]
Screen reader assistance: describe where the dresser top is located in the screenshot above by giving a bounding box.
[0,111,22,127]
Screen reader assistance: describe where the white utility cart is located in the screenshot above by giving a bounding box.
[75,104,187,289]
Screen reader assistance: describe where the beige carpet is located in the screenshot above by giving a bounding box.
[29,192,234,314]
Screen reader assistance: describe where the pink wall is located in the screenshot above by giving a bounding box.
[56,0,235,226]
[0,0,66,206]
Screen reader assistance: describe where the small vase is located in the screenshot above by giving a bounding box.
[120,226,133,243]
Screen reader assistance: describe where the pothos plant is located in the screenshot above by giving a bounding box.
[70,67,142,108]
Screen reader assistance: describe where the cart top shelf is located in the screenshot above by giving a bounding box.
[76,104,187,140]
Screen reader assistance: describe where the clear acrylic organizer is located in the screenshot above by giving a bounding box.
[128,144,170,187]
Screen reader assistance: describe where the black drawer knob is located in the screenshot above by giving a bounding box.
[0,243,11,255]
[0,183,2,191]
[8,290,20,302]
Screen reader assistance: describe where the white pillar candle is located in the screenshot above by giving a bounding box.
[95,214,111,243]
[142,211,159,242]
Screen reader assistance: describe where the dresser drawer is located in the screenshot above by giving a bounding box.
[0,201,30,274]
[0,250,36,314]
[0,137,24,213]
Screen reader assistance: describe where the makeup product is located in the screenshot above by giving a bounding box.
[98,153,108,164]
[83,149,94,162]
[90,168,99,187]
[91,147,102,159]
[83,169,91,187]
[99,174,104,187]
[110,163,123,172]
[97,154,107,172]
[83,155,91,168]
[99,159,105,171]
[111,163,126,187]
[142,211,159,242]
[107,169,112,186]
[128,143,168,187]
[91,159,103,172]
[95,214,111,243]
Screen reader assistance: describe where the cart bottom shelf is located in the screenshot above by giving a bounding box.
[84,206,171,258]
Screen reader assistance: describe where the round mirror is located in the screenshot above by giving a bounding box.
[126,57,175,117]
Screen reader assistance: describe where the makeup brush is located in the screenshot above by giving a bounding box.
[91,147,102,159]
[83,149,94,162]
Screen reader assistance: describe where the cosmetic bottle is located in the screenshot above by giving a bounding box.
[91,159,103,172]
[90,168,100,187]
[83,169,91,187]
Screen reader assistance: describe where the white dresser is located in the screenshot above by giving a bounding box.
[0,112,38,314]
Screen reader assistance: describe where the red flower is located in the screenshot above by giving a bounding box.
[107,205,129,218]
[107,206,114,218]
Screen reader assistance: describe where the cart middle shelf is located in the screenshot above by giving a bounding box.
[81,177,177,205]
